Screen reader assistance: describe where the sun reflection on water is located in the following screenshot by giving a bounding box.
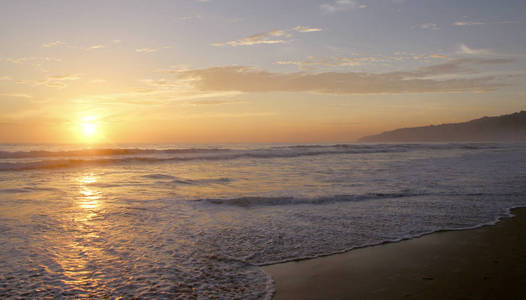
[78,174,101,210]
[79,174,97,185]
[53,173,113,296]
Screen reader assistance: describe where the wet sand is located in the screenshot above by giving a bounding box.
[263,208,526,299]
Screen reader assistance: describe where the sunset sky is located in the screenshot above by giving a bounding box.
[1,0,525,144]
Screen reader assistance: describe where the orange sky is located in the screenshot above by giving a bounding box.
[1,0,525,144]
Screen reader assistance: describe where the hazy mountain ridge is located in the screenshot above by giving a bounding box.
[358,111,526,142]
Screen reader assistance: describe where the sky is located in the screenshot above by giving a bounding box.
[1,0,525,144]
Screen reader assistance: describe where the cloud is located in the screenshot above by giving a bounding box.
[176,58,512,95]
[90,79,107,84]
[5,57,62,65]
[42,41,65,48]
[293,26,323,33]
[180,15,203,21]
[3,57,62,72]
[136,48,159,54]
[454,21,485,26]
[46,74,81,81]
[420,23,440,30]
[71,85,241,106]
[190,99,245,106]
[277,56,377,70]
[212,26,321,47]
[0,93,32,99]
[277,54,447,70]
[410,58,512,77]
[457,44,492,55]
[136,46,171,53]
[42,40,112,51]
[321,0,366,13]
[212,29,288,47]
[453,20,517,27]
[35,74,82,88]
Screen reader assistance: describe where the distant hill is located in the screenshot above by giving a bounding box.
[358,111,526,142]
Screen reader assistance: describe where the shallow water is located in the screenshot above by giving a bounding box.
[1,143,525,298]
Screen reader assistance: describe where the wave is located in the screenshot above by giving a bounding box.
[0,186,59,194]
[199,191,524,207]
[172,177,232,185]
[0,143,505,171]
[142,174,177,180]
[0,147,228,159]
[201,192,428,207]
[142,174,232,185]
[255,205,526,267]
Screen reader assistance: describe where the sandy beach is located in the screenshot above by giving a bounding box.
[264,207,526,300]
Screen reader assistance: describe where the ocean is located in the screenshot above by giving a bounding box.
[1,143,525,299]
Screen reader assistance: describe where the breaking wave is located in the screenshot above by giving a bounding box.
[200,191,524,207]
[0,143,504,171]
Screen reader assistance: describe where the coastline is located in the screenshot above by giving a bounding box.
[263,207,526,299]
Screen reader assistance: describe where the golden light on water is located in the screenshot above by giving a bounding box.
[79,174,97,185]
[53,173,110,293]
[79,188,100,209]
[78,174,101,210]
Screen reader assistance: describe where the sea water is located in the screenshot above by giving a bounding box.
[1,143,525,298]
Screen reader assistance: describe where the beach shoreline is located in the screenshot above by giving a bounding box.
[263,207,526,299]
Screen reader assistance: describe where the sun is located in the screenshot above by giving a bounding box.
[78,116,102,142]
[82,122,97,136]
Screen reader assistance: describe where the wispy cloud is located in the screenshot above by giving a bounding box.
[136,46,171,54]
[5,57,62,65]
[176,58,512,95]
[277,56,377,70]
[293,26,323,33]
[33,74,82,89]
[420,23,440,30]
[321,0,366,14]
[453,20,518,27]
[3,57,62,72]
[212,26,321,47]
[277,54,447,70]
[212,29,288,47]
[453,21,485,26]
[412,58,512,77]
[180,14,203,21]
[90,79,107,84]
[71,84,241,106]
[190,99,245,106]
[42,40,114,51]
[0,93,32,99]
[457,44,492,55]
[42,41,65,48]
[136,48,159,54]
